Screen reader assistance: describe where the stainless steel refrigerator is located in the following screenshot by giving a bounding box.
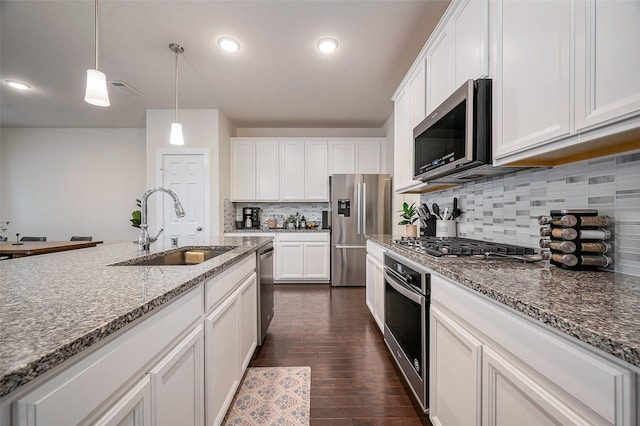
[330,174,392,286]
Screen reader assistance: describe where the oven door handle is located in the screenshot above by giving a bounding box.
[384,271,423,304]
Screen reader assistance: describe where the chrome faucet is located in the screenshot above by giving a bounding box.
[138,187,186,253]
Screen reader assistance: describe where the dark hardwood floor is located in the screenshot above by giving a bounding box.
[250,284,430,426]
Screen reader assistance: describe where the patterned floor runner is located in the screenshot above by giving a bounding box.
[222,366,311,425]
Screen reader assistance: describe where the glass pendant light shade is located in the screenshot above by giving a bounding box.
[170,122,184,145]
[84,69,110,107]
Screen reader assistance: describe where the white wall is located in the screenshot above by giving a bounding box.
[0,128,145,242]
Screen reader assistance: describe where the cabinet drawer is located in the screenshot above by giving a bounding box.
[275,232,329,243]
[205,254,256,313]
[431,274,634,424]
[13,286,203,426]
[366,240,386,262]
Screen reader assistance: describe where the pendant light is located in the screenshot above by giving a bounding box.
[84,0,110,107]
[169,43,185,146]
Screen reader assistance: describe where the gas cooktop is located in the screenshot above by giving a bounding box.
[393,236,536,258]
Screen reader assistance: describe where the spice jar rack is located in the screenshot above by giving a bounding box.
[538,209,613,270]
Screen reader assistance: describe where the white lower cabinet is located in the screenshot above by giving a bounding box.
[482,347,588,426]
[430,273,636,426]
[430,306,481,426]
[205,291,239,426]
[150,325,204,426]
[365,240,386,332]
[274,233,330,281]
[93,376,152,426]
[10,255,259,426]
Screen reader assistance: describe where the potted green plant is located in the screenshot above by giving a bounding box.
[285,214,297,229]
[398,202,418,237]
[130,199,142,228]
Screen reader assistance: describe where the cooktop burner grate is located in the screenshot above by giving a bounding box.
[393,236,536,258]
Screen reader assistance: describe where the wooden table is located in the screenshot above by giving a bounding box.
[0,240,103,259]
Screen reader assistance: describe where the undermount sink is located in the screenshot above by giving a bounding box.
[112,246,236,266]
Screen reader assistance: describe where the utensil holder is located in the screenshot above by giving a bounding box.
[436,220,457,238]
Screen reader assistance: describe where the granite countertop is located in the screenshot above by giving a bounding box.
[367,234,640,369]
[0,236,272,398]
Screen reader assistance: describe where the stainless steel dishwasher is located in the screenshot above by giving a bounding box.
[257,242,274,345]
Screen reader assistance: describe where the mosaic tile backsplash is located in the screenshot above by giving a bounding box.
[419,150,640,277]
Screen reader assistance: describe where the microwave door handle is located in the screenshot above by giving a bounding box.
[356,182,361,235]
[362,182,367,235]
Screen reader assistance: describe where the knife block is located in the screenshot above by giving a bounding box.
[420,217,437,237]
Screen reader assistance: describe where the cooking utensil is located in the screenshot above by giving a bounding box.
[443,207,450,220]
[452,198,462,219]
[432,203,442,220]
[421,203,432,219]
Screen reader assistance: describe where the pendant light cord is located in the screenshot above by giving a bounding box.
[94,0,99,70]
[174,49,179,122]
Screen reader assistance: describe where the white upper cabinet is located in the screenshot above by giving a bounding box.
[255,140,279,201]
[280,141,306,201]
[232,138,383,201]
[452,0,489,87]
[328,139,383,175]
[491,0,572,159]
[328,141,356,174]
[426,28,453,114]
[231,139,279,201]
[575,0,640,131]
[231,140,256,201]
[305,141,329,200]
[394,64,425,191]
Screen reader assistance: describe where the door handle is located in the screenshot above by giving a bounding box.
[196,226,203,232]
[362,182,367,235]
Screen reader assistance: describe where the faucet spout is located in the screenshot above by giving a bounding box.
[138,187,186,253]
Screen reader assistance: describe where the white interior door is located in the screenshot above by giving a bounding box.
[161,153,206,244]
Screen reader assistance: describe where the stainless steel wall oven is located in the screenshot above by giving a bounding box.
[383,251,430,412]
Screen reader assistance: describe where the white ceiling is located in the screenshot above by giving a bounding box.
[0,0,450,129]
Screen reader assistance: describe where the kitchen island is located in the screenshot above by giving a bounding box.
[367,234,640,425]
[0,236,272,425]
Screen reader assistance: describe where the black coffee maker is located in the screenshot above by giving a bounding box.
[242,207,260,229]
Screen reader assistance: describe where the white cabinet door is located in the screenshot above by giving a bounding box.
[150,325,204,426]
[365,253,385,332]
[94,376,152,426]
[356,140,382,174]
[305,141,329,200]
[275,242,304,279]
[255,140,279,201]
[393,88,413,191]
[482,347,588,426]
[303,242,330,279]
[205,293,239,426]
[575,0,640,131]
[452,0,489,87]
[430,306,481,426]
[426,28,453,114]
[280,141,306,200]
[238,273,258,372]
[231,140,256,201]
[328,141,356,174]
[492,0,572,159]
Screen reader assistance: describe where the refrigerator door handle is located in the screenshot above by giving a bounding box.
[362,182,367,235]
[356,182,362,235]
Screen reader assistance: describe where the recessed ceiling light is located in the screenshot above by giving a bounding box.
[217,37,240,52]
[317,38,338,53]
[5,79,31,90]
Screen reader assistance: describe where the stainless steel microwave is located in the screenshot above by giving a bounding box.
[413,78,492,183]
